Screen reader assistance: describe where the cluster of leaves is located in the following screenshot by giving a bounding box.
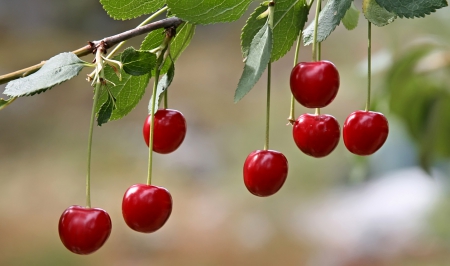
[382,42,450,171]
[1,0,448,125]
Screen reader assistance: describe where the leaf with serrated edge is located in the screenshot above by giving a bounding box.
[235,23,272,103]
[121,47,157,76]
[342,2,360,30]
[95,56,150,123]
[303,0,353,45]
[242,0,308,62]
[97,91,116,126]
[141,22,195,75]
[149,62,175,115]
[4,52,87,97]
[375,0,448,18]
[100,0,166,20]
[167,0,253,24]
[363,0,396,27]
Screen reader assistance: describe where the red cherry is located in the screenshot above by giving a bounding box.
[293,113,340,158]
[58,205,112,255]
[122,184,172,233]
[290,60,340,108]
[143,109,187,154]
[243,150,288,197]
[343,110,389,155]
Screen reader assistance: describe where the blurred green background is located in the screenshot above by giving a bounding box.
[1,1,450,265]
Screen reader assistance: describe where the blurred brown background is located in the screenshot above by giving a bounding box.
[1,1,450,265]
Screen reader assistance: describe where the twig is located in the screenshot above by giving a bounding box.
[0,17,183,85]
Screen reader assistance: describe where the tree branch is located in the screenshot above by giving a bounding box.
[0,17,183,85]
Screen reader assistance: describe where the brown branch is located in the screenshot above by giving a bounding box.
[0,17,183,85]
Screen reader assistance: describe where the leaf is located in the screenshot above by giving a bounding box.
[97,90,116,126]
[121,47,157,76]
[166,0,253,24]
[363,0,396,27]
[4,52,87,97]
[234,23,272,103]
[303,0,353,45]
[375,0,448,18]
[0,97,16,110]
[100,0,166,20]
[141,22,195,75]
[241,0,308,62]
[95,56,151,123]
[342,2,360,30]
[148,62,175,114]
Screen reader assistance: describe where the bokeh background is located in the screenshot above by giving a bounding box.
[1,1,450,265]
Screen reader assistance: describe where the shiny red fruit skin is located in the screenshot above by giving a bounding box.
[343,110,389,156]
[243,150,288,197]
[58,206,112,255]
[290,60,340,108]
[122,184,172,233]
[293,113,340,158]
[143,109,187,154]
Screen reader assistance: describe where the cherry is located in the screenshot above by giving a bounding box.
[122,184,172,233]
[290,60,340,108]
[343,110,389,155]
[143,109,187,154]
[293,113,340,158]
[243,150,288,197]
[58,205,112,255]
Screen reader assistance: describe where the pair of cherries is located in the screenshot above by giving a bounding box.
[58,109,186,255]
[290,60,389,157]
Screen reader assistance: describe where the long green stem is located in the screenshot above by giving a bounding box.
[311,0,321,62]
[265,62,272,151]
[288,31,303,124]
[163,90,168,109]
[86,79,101,208]
[366,22,372,112]
[106,6,168,60]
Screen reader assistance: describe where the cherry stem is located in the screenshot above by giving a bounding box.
[163,90,168,109]
[147,62,162,186]
[311,0,321,62]
[366,21,372,112]
[86,76,102,209]
[315,108,320,115]
[288,31,303,125]
[265,62,272,151]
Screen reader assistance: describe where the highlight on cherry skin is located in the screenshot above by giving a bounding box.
[243,150,289,197]
[290,60,340,108]
[143,109,187,154]
[343,110,389,156]
[293,113,340,158]
[122,184,172,233]
[58,205,112,255]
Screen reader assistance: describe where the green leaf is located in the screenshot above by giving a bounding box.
[149,62,175,114]
[303,0,353,45]
[4,52,88,97]
[241,0,308,62]
[121,47,157,76]
[375,0,448,18]
[97,90,116,126]
[95,56,151,123]
[100,0,166,20]
[0,97,15,110]
[141,22,195,75]
[234,23,272,103]
[363,0,396,27]
[166,0,253,24]
[342,2,360,30]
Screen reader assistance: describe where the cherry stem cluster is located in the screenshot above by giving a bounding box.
[366,22,372,112]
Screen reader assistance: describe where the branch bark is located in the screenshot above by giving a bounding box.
[0,17,183,85]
